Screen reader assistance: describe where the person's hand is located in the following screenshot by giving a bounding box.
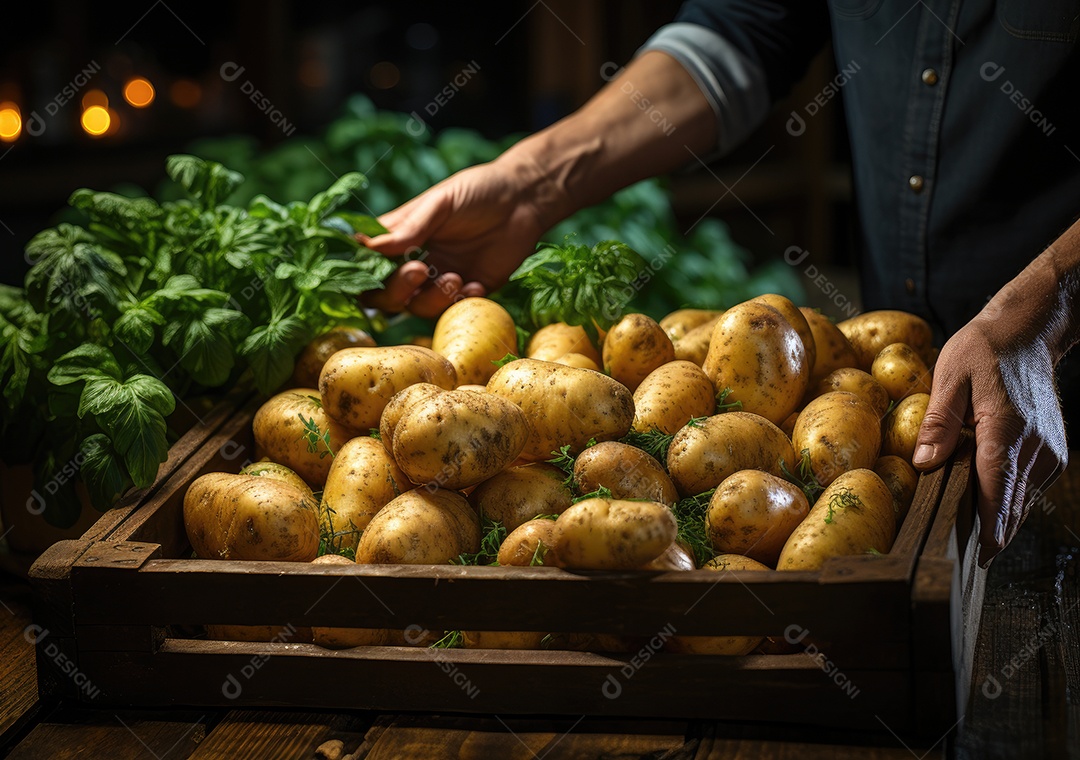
[912,307,1068,567]
[360,161,549,318]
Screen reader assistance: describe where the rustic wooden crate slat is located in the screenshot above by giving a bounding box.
[29,400,982,738]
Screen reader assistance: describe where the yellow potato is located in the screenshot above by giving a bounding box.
[469,463,573,532]
[639,541,696,570]
[378,383,446,454]
[320,436,413,552]
[290,326,375,389]
[432,297,518,386]
[553,352,600,371]
[874,455,919,523]
[882,393,930,463]
[410,336,433,348]
[498,519,561,567]
[672,316,721,366]
[319,346,457,431]
[799,307,860,386]
[811,367,891,417]
[310,555,392,649]
[573,441,677,506]
[777,468,896,570]
[487,358,634,461]
[239,461,313,502]
[792,391,882,488]
[205,624,312,644]
[252,389,357,487]
[780,411,799,439]
[602,313,676,391]
[751,293,816,371]
[872,342,932,401]
[659,308,722,343]
[838,310,934,371]
[706,470,810,566]
[667,412,796,497]
[702,301,808,425]
[393,390,529,490]
[184,472,319,562]
[355,488,480,564]
[632,360,716,435]
[456,384,488,392]
[553,498,677,570]
[666,554,769,654]
[526,322,601,365]
[462,631,546,650]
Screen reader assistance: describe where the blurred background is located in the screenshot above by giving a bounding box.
[0,0,859,315]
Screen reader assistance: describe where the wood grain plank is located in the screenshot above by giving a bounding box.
[6,708,210,760]
[362,715,689,760]
[187,709,371,760]
[0,581,39,749]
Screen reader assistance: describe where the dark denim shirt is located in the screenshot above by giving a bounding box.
[659,0,1080,341]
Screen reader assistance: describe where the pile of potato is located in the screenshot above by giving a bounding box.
[182,295,936,653]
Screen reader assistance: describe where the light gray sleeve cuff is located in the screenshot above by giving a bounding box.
[638,22,770,157]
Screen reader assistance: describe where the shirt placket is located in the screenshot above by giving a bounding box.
[897,0,963,316]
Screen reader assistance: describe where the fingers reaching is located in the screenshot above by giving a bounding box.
[913,362,970,470]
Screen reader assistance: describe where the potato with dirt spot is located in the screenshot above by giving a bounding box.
[432,297,518,386]
[469,463,572,532]
[526,323,601,365]
[632,360,716,435]
[838,310,935,371]
[666,554,770,654]
[810,367,891,417]
[660,308,722,343]
[667,412,796,497]
[252,389,357,487]
[792,391,882,488]
[498,518,561,567]
[601,313,676,392]
[310,555,392,649]
[703,301,808,425]
[799,308,861,386]
[320,436,414,553]
[392,390,528,490]
[355,488,480,564]
[290,326,376,388]
[874,455,919,523]
[553,497,677,570]
[573,441,677,506]
[672,315,721,365]
[872,342,932,401]
[706,470,810,566]
[319,346,456,431]
[882,393,930,463]
[777,468,896,570]
[751,294,816,370]
[183,472,319,562]
[378,383,446,454]
[487,358,635,461]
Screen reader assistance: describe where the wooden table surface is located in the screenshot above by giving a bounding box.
[1,466,1077,759]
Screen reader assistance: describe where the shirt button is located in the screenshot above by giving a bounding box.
[909,175,925,193]
[921,68,939,86]
[905,278,916,295]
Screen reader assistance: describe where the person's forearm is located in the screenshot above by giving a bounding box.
[496,50,717,231]
[981,216,1080,362]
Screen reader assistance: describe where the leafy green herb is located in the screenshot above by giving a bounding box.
[686,416,709,428]
[824,489,862,524]
[619,426,675,462]
[572,485,613,503]
[318,502,360,559]
[453,517,507,566]
[530,540,549,566]
[780,448,824,504]
[671,489,716,567]
[546,444,577,489]
[492,352,519,368]
[432,630,464,649]
[369,428,381,440]
[299,414,334,459]
[715,387,743,413]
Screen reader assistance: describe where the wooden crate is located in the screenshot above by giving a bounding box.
[29,399,985,738]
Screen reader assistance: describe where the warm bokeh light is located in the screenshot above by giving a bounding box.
[80,105,110,136]
[123,77,155,107]
[82,89,108,109]
[298,59,328,89]
[0,102,21,142]
[369,61,400,90]
[169,79,202,108]
[106,108,121,135]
